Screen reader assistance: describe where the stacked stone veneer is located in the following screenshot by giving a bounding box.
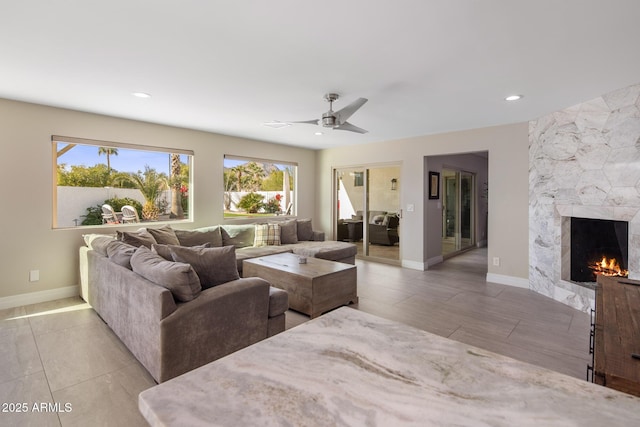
[529,83,640,312]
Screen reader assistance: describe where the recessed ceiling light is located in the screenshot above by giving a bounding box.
[131,92,152,98]
[314,132,323,136]
[505,94,523,101]
[262,121,291,129]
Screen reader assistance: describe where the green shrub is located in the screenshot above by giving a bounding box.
[80,197,143,226]
[237,192,264,213]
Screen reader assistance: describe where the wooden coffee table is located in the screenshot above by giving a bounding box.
[243,252,357,318]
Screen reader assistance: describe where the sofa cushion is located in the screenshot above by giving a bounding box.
[221,225,255,248]
[296,219,314,241]
[106,240,137,269]
[254,224,281,247]
[118,229,157,248]
[147,225,180,245]
[130,246,201,302]
[290,241,357,262]
[169,245,240,289]
[84,234,116,256]
[174,226,223,247]
[276,219,298,244]
[268,287,289,317]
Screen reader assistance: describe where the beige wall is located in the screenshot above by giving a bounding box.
[0,99,316,301]
[315,123,529,281]
[0,97,530,305]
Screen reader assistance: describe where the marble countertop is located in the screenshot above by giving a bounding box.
[139,307,640,426]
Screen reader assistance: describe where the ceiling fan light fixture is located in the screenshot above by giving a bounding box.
[505,94,523,101]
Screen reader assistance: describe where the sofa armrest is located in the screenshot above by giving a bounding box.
[158,277,271,382]
[311,230,325,241]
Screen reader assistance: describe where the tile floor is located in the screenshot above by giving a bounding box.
[1,248,591,426]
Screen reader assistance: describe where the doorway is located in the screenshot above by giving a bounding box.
[442,169,475,256]
[334,165,401,264]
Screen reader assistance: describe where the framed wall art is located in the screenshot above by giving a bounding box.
[428,171,440,200]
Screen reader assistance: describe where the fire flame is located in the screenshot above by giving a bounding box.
[589,256,628,277]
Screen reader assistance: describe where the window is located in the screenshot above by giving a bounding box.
[53,136,193,228]
[223,155,296,218]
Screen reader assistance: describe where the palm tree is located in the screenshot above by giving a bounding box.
[97,147,118,175]
[170,154,184,219]
[113,166,168,220]
[245,162,266,191]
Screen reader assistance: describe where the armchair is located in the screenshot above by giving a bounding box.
[369,215,400,246]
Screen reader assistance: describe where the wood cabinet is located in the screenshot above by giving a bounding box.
[591,275,640,397]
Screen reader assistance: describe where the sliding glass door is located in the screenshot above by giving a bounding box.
[334,165,401,263]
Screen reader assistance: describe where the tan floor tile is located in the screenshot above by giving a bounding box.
[0,305,30,331]
[35,322,137,392]
[54,363,155,427]
[25,297,102,336]
[0,371,61,427]
[0,325,43,384]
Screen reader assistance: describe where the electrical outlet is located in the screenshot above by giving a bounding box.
[492,257,500,267]
[407,204,415,212]
[29,270,40,282]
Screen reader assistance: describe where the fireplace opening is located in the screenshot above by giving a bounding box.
[570,218,628,282]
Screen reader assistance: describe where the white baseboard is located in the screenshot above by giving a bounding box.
[402,259,426,270]
[486,273,529,289]
[0,286,79,310]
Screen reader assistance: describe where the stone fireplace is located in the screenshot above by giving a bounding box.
[529,82,640,312]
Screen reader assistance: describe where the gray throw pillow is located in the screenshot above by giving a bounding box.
[221,225,255,248]
[130,246,201,302]
[296,219,314,241]
[169,245,240,289]
[84,235,116,256]
[106,240,137,269]
[152,242,211,260]
[174,227,223,247]
[117,229,157,248]
[147,225,180,245]
[277,219,298,244]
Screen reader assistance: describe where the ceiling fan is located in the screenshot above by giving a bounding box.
[290,93,369,134]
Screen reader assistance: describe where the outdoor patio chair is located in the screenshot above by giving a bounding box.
[101,204,119,224]
[121,205,140,223]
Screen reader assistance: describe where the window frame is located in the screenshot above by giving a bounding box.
[52,135,194,228]
[223,154,297,219]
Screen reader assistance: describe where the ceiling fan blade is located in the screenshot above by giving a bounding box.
[334,121,368,134]
[290,119,319,125]
[334,97,368,124]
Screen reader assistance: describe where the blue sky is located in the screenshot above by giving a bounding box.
[56,144,187,175]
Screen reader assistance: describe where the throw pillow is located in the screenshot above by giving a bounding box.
[84,234,116,256]
[106,240,137,269]
[220,225,255,248]
[130,246,201,302]
[254,224,281,247]
[277,219,298,244]
[117,229,157,248]
[147,225,180,245]
[296,219,314,241]
[174,226,223,247]
[152,242,211,260]
[372,215,385,225]
[169,245,240,289]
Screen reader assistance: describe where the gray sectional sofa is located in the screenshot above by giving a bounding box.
[78,218,356,383]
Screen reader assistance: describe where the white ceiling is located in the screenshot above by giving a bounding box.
[2,1,640,150]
